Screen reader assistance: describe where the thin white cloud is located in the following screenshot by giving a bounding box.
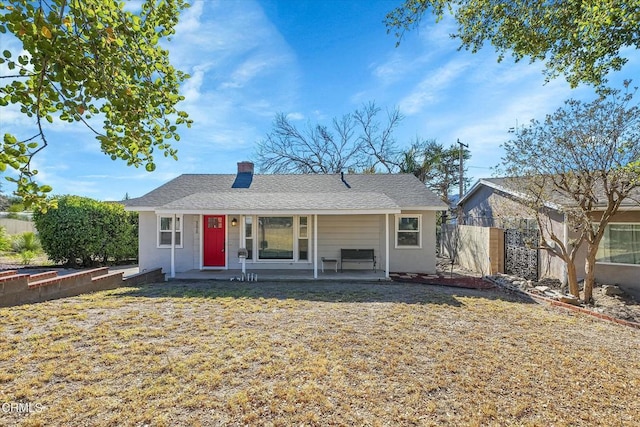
[398,58,471,115]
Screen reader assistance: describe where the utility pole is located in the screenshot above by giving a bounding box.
[457,139,468,199]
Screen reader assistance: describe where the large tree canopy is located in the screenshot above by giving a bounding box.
[0,0,192,208]
[499,82,640,302]
[385,0,640,88]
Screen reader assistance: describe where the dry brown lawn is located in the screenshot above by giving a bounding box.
[1,281,639,426]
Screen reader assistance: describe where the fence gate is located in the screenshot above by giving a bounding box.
[504,229,539,281]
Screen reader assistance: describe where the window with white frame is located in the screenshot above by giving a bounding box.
[596,223,640,266]
[396,214,421,248]
[298,216,309,261]
[242,215,310,262]
[243,216,253,260]
[157,215,182,248]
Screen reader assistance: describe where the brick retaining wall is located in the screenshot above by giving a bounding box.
[0,267,165,307]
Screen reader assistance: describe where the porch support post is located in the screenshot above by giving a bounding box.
[385,213,390,278]
[170,213,176,279]
[313,214,318,279]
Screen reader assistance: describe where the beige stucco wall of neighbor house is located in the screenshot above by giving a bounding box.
[537,210,572,282]
[591,210,640,299]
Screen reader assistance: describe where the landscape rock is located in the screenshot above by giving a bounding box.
[487,272,640,324]
[602,285,624,297]
[558,295,580,305]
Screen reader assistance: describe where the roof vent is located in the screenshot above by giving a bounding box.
[232,161,254,188]
[341,171,351,188]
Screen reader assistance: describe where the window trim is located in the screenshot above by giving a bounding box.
[243,215,311,263]
[242,215,254,261]
[298,216,310,261]
[595,222,640,267]
[157,214,183,249]
[395,214,422,249]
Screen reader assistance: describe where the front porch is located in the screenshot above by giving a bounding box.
[172,268,388,282]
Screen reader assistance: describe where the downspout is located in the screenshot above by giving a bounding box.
[385,213,390,279]
[313,214,318,279]
[170,213,176,279]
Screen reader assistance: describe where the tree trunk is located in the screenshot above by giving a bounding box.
[583,247,598,304]
[566,260,580,297]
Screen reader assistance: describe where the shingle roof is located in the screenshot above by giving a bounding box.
[461,177,640,210]
[125,173,447,213]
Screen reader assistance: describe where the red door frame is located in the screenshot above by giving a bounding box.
[203,215,226,268]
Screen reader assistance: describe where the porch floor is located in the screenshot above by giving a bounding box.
[171,269,388,282]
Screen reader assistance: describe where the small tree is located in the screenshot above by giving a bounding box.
[398,139,470,207]
[500,83,640,302]
[34,195,137,267]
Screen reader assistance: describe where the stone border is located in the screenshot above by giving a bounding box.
[485,276,640,330]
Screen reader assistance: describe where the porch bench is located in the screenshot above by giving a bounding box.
[341,249,376,272]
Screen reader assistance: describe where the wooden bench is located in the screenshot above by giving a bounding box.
[341,249,376,272]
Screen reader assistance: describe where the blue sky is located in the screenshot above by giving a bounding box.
[1,0,638,201]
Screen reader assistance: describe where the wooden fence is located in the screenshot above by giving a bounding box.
[441,224,504,276]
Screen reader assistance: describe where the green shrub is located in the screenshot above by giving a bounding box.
[11,232,41,253]
[0,226,11,252]
[33,195,138,267]
[18,250,36,266]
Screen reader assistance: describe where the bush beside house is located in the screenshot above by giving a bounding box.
[34,195,138,267]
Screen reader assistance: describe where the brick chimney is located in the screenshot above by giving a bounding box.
[232,161,254,188]
[237,161,254,174]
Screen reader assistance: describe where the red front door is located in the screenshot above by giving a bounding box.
[203,215,226,267]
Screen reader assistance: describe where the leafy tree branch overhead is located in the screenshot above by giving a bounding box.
[0,0,192,209]
[385,0,640,88]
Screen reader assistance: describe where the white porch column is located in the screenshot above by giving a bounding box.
[385,213,390,278]
[313,214,318,279]
[170,213,176,278]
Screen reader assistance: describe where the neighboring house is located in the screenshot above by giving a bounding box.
[124,162,447,278]
[458,177,640,297]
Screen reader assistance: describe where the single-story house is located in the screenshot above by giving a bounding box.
[458,177,640,297]
[124,162,447,278]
